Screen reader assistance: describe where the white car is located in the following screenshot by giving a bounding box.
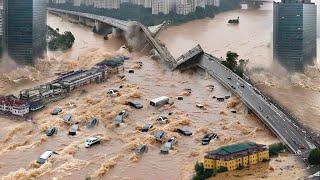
[37,150,58,164]
[85,136,102,148]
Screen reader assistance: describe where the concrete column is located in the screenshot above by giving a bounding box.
[112,28,124,38]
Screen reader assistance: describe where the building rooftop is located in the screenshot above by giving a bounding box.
[0,95,28,107]
[205,141,267,160]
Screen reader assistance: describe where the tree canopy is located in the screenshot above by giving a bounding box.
[308,148,320,165]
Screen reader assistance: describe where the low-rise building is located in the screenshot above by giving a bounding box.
[204,142,269,171]
[0,95,30,116]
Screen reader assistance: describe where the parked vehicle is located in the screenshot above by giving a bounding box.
[227,77,231,80]
[87,118,99,128]
[68,123,79,136]
[202,133,218,145]
[46,127,58,136]
[154,130,166,141]
[141,123,153,132]
[135,144,148,155]
[63,113,73,124]
[176,128,192,136]
[240,84,245,88]
[150,96,169,107]
[128,69,135,73]
[156,116,169,124]
[128,101,143,109]
[115,110,128,126]
[225,95,230,99]
[160,137,176,154]
[37,150,58,164]
[51,108,62,115]
[85,136,101,148]
[107,89,119,97]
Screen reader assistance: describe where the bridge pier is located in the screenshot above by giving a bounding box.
[93,21,113,36]
[112,28,124,38]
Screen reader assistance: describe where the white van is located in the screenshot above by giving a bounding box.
[37,150,57,164]
[150,96,169,107]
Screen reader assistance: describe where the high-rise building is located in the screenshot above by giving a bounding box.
[4,0,47,65]
[273,0,317,72]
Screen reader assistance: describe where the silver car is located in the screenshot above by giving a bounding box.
[160,137,176,154]
[115,110,128,126]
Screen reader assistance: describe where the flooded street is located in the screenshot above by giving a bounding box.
[0,5,315,180]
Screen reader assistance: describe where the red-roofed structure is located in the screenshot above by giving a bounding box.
[0,95,30,116]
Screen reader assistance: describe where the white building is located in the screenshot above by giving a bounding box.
[94,0,120,9]
[152,0,173,15]
[0,96,30,116]
[176,2,192,15]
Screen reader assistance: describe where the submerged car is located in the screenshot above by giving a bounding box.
[176,128,192,136]
[135,144,148,155]
[160,137,176,154]
[68,123,79,136]
[115,110,128,126]
[62,113,73,124]
[46,127,58,136]
[37,150,58,164]
[85,136,101,148]
[128,101,143,109]
[87,118,99,128]
[202,133,218,145]
[154,130,166,141]
[156,116,169,124]
[51,108,62,115]
[141,123,153,132]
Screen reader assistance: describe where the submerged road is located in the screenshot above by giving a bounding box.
[198,53,317,158]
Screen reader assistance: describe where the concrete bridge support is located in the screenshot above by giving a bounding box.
[112,28,125,38]
[94,21,113,35]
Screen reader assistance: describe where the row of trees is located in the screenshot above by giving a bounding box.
[48,0,241,26]
[47,26,75,51]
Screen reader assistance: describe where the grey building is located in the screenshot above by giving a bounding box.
[273,0,317,72]
[4,0,47,65]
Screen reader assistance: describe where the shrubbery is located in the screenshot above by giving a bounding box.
[221,51,248,78]
[269,142,286,157]
[193,162,216,180]
[47,26,75,51]
[308,148,320,165]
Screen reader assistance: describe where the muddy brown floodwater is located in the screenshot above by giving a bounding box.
[159,2,320,134]
[0,8,313,180]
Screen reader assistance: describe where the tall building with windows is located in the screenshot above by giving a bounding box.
[4,0,47,65]
[273,0,317,72]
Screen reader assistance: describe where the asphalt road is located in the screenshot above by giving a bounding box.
[198,53,317,158]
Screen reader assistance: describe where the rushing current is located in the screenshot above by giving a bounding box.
[0,2,318,179]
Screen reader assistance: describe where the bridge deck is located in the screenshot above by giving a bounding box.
[198,54,316,157]
[47,7,129,31]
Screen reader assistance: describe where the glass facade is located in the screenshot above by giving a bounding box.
[273,0,317,72]
[4,0,46,65]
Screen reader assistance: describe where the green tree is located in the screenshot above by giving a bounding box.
[308,148,320,165]
[269,143,286,157]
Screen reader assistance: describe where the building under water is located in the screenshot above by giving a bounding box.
[273,0,317,72]
[4,0,47,65]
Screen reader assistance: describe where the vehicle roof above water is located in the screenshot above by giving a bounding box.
[86,136,100,141]
[150,96,169,103]
[39,150,54,159]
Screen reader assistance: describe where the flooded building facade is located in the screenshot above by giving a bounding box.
[203,142,269,171]
[4,0,47,65]
[273,0,317,72]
